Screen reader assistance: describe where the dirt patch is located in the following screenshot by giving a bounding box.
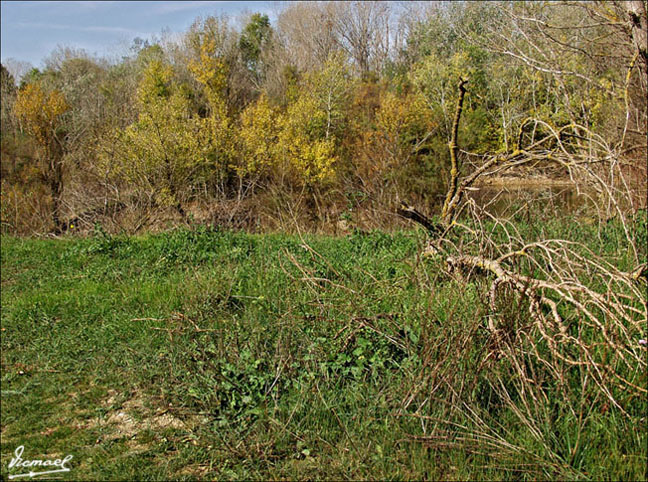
[177,464,212,478]
[91,390,187,443]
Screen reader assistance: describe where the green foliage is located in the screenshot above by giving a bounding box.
[2,2,647,478]
[19,67,43,89]
[411,47,499,154]
[323,326,411,381]
[4,0,644,236]
[239,13,272,73]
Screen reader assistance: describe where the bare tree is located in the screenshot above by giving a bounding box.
[331,1,392,77]
[2,58,33,85]
[275,2,340,73]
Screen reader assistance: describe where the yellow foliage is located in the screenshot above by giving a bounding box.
[375,90,434,153]
[275,93,337,185]
[186,38,232,164]
[376,91,430,136]
[237,83,338,186]
[14,83,69,147]
[276,124,336,184]
[237,94,279,175]
[137,60,173,105]
[102,59,233,205]
[188,36,228,113]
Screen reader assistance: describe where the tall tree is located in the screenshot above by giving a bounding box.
[13,82,70,230]
[1,64,17,138]
[275,2,340,73]
[239,12,273,85]
[1,64,18,180]
[103,59,227,215]
[332,1,392,78]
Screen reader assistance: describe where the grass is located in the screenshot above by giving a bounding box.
[1,221,646,480]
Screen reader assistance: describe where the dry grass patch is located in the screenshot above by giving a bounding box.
[91,390,187,445]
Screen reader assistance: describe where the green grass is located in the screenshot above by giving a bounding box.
[1,223,646,480]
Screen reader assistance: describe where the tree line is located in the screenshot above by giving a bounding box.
[1,1,645,234]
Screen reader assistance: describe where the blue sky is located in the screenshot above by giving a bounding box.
[1,1,276,69]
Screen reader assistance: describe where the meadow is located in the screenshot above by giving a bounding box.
[1,215,645,480]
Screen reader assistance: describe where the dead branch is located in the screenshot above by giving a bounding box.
[441,77,469,224]
[396,202,442,234]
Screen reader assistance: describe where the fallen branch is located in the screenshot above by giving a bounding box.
[396,202,442,234]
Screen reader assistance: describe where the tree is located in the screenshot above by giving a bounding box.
[236,52,349,188]
[332,1,392,78]
[303,51,352,141]
[1,64,17,138]
[103,59,224,215]
[13,81,70,230]
[472,1,647,204]
[2,58,33,86]
[237,93,280,177]
[1,64,18,182]
[185,14,248,111]
[239,13,273,85]
[187,34,235,191]
[275,2,340,73]
[395,3,648,450]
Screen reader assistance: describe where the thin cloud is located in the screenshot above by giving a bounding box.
[16,22,136,35]
[77,1,118,8]
[150,1,225,15]
[80,26,136,34]
[2,1,275,65]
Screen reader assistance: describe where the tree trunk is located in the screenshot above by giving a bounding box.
[49,138,65,233]
[624,1,648,75]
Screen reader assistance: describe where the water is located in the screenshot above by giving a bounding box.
[466,183,594,218]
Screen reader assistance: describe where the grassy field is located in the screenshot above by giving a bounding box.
[1,222,646,480]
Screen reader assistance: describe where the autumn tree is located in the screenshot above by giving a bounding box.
[13,81,70,231]
[237,93,280,178]
[0,63,18,209]
[275,2,340,73]
[275,52,353,186]
[187,32,236,192]
[1,64,17,149]
[184,14,252,112]
[102,58,226,216]
[464,1,648,207]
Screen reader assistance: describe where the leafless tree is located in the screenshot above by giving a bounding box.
[2,58,33,85]
[331,1,392,77]
[275,2,340,73]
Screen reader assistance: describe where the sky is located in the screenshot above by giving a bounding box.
[1,1,277,75]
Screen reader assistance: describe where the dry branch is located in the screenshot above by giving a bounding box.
[441,77,469,224]
[396,202,442,234]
